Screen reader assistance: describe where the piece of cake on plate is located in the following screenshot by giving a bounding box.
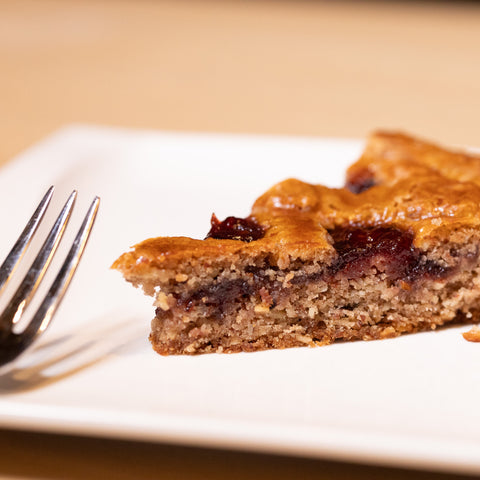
[113,132,480,355]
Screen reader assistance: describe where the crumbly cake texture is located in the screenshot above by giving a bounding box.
[113,132,480,355]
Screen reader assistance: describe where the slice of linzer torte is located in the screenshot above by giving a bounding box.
[113,131,480,355]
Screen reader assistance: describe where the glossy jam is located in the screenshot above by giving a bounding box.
[206,214,265,242]
[346,168,376,194]
[329,225,448,280]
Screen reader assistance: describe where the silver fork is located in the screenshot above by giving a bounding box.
[0,187,100,367]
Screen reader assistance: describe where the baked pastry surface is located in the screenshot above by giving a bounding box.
[113,132,480,355]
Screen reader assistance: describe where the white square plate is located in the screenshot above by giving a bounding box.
[0,125,479,475]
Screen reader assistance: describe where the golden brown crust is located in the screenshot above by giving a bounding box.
[348,131,480,187]
[463,326,480,342]
[113,131,480,279]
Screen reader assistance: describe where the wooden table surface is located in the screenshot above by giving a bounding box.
[1,0,480,478]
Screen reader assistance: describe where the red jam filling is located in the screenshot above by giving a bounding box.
[175,224,455,315]
[329,225,449,280]
[206,214,265,242]
[346,168,376,194]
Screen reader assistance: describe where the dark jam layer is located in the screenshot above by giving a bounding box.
[329,225,449,280]
[177,224,454,316]
[346,168,376,194]
[206,214,265,242]
[181,278,254,313]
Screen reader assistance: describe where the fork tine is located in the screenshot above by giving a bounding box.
[20,196,100,350]
[0,186,54,293]
[0,191,77,330]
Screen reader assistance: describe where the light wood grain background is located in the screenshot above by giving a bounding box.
[0,0,480,478]
[1,0,480,167]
